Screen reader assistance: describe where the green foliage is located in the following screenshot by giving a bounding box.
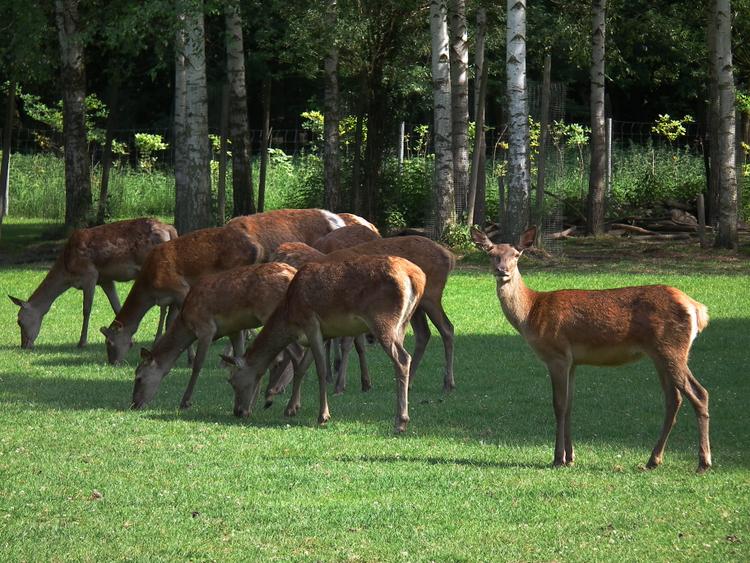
[133,133,168,172]
[651,114,694,143]
[440,222,474,252]
[736,90,750,115]
[20,93,109,146]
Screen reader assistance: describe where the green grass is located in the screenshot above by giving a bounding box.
[1,222,749,560]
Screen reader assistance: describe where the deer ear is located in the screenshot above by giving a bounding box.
[518,226,537,250]
[8,295,29,309]
[220,354,242,367]
[470,227,494,252]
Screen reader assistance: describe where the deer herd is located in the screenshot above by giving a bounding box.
[9,209,712,472]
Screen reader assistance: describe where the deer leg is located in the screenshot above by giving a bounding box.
[229,331,246,356]
[421,300,455,392]
[407,308,431,388]
[154,305,168,340]
[675,366,711,472]
[564,366,577,466]
[354,335,371,392]
[285,349,313,417]
[179,335,212,409]
[548,361,572,467]
[307,325,331,425]
[78,279,96,348]
[99,279,121,314]
[334,337,354,395]
[377,332,411,434]
[325,340,334,384]
[644,354,684,469]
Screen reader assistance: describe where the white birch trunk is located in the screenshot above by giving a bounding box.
[176,1,212,233]
[713,0,738,248]
[587,0,607,236]
[505,0,530,241]
[449,0,469,218]
[225,0,255,216]
[174,7,188,231]
[431,0,455,236]
[323,0,341,212]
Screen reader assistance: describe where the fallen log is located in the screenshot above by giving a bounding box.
[631,233,692,241]
[610,223,656,235]
[549,226,577,239]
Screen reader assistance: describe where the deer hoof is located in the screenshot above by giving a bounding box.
[179,400,192,410]
[318,412,331,425]
[284,404,300,417]
[696,462,711,474]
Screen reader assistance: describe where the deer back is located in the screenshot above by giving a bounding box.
[312,224,381,253]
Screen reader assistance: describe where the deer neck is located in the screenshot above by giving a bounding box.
[113,278,155,335]
[151,316,195,371]
[244,308,296,375]
[27,260,71,314]
[496,270,537,334]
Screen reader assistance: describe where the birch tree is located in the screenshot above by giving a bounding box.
[431,0,455,236]
[467,7,487,226]
[55,0,92,229]
[586,0,607,236]
[448,0,469,219]
[505,0,530,242]
[225,0,255,217]
[174,0,212,234]
[323,0,341,212]
[712,0,738,248]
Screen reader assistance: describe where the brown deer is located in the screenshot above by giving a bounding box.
[471,226,711,472]
[223,256,426,433]
[100,209,362,364]
[9,218,177,349]
[269,235,456,394]
[311,224,382,389]
[131,262,297,409]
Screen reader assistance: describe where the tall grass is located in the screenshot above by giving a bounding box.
[3,144,748,224]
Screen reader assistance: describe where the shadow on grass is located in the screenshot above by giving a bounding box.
[2,323,749,468]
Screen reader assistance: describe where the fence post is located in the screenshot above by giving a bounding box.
[398,121,405,173]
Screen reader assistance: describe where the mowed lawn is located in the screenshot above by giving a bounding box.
[0,240,749,560]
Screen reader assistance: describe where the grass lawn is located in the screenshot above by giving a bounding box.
[1,221,749,561]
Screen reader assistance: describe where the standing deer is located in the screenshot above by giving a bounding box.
[270,235,456,394]
[224,256,426,433]
[100,209,366,364]
[471,226,711,472]
[131,262,297,409]
[9,218,176,349]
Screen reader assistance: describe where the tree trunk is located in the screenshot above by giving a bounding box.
[217,82,229,224]
[467,20,487,226]
[96,81,118,225]
[258,78,271,213]
[430,0,455,237]
[536,52,552,230]
[225,0,255,217]
[174,8,188,231]
[55,0,92,230]
[449,0,469,219]
[0,81,16,229]
[352,72,368,215]
[713,0,738,248]
[587,0,607,236]
[706,5,721,226]
[505,0,530,242]
[363,67,387,221]
[323,0,341,212]
[175,1,212,234]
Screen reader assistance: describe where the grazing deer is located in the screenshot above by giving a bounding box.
[270,235,456,394]
[471,226,711,472]
[224,256,426,433]
[311,224,382,389]
[131,262,297,409]
[9,218,176,349]
[100,209,361,364]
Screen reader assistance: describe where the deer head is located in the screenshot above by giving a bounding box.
[221,354,263,418]
[131,347,168,409]
[9,295,40,349]
[470,226,536,284]
[100,320,132,364]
